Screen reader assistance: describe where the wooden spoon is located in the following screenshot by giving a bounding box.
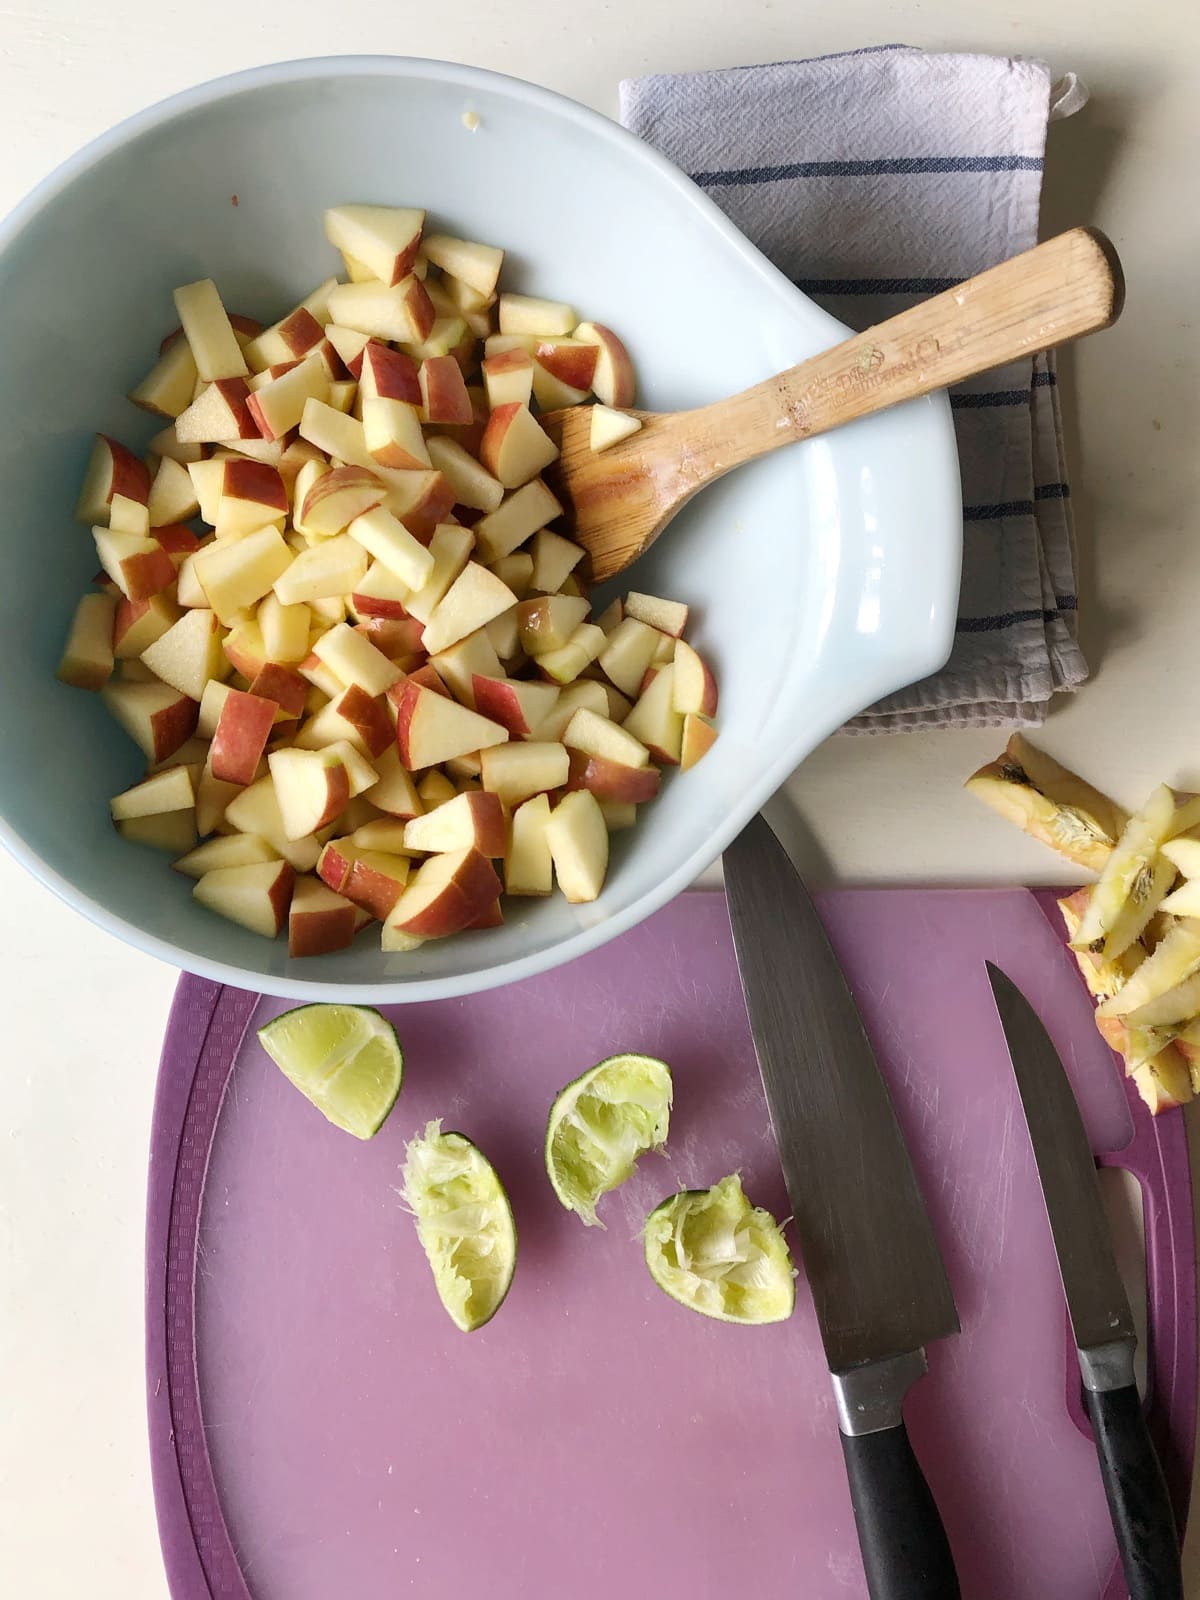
[541,227,1123,584]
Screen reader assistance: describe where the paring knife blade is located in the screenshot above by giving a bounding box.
[987,964,1182,1600]
[724,815,960,1600]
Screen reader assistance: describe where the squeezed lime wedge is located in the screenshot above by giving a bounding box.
[257,1003,403,1140]
[401,1120,516,1332]
[544,1052,672,1227]
[644,1173,795,1324]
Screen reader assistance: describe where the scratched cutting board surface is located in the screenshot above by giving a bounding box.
[147,889,1195,1600]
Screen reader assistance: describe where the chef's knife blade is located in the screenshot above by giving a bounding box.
[987,964,1182,1600]
[724,815,960,1600]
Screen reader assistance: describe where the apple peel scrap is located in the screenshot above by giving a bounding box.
[966,733,1200,1111]
[57,207,722,956]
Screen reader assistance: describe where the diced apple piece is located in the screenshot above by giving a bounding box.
[174,833,278,879]
[148,424,204,467]
[150,525,200,566]
[393,680,507,769]
[404,314,467,362]
[348,505,435,590]
[472,674,559,738]
[499,294,575,337]
[429,629,503,707]
[503,793,552,896]
[534,336,597,392]
[417,769,458,809]
[532,679,610,742]
[599,800,637,832]
[545,791,608,903]
[672,639,719,716]
[318,843,410,920]
[573,322,636,407]
[425,436,504,513]
[268,747,351,839]
[211,687,277,784]
[195,526,293,623]
[384,847,501,938]
[536,622,605,684]
[680,713,718,770]
[287,875,358,958]
[421,563,517,656]
[242,305,328,372]
[383,469,457,540]
[1163,838,1200,878]
[1161,881,1200,917]
[258,593,310,663]
[248,663,308,719]
[187,459,225,526]
[313,621,402,697]
[421,234,504,297]
[480,403,559,488]
[325,324,371,377]
[625,591,688,637]
[130,338,198,418]
[296,685,393,760]
[118,811,198,854]
[590,404,642,453]
[297,652,344,700]
[272,534,366,606]
[76,434,151,527]
[363,397,430,470]
[566,749,661,804]
[93,528,176,602]
[173,280,250,381]
[326,277,436,344]
[419,356,473,424]
[222,615,270,679]
[351,560,413,620]
[320,738,379,797]
[404,790,506,857]
[224,776,321,871]
[474,478,562,563]
[528,528,583,596]
[359,341,422,404]
[1071,785,1178,958]
[193,859,294,937]
[110,766,195,821]
[485,608,521,665]
[563,706,649,766]
[517,594,590,657]
[197,677,234,738]
[148,456,201,526]
[57,593,116,690]
[483,348,535,410]
[299,465,386,537]
[364,745,423,819]
[492,552,535,600]
[246,354,330,441]
[479,741,568,807]
[595,598,624,635]
[345,819,412,855]
[623,662,684,764]
[355,616,426,666]
[298,398,374,469]
[102,679,199,763]
[324,205,425,286]
[108,493,152,536]
[175,379,257,443]
[140,608,225,701]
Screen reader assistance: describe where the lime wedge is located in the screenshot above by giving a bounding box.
[257,1003,403,1140]
[544,1052,673,1227]
[401,1121,517,1332]
[644,1173,795,1324]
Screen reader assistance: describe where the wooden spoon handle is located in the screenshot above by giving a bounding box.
[692,227,1123,473]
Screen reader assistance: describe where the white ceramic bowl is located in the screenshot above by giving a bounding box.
[0,56,961,1001]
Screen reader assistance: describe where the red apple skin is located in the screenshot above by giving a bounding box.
[478,402,520,480]
[210,378,258,439]
[148,694,200,764]
[249,663,308,718]
[338,684,394,758]
[465,899,505,930]
[222,458,288,512]
[342,856,408,920]
[223,629,268,681]
[394,474,456,542]
[392,850,502,937]
[317,839,355,894]
[278,307,324,356]
[352,592,412,622]
[565,749,662,803]
[401,277,437,342]
[211,689,277,784]
[361,341,421,405]
[93,571,122,597]
[355,617,427,663]
[414,790,507,857]
[152,524,201,558]
[674,641,719,717]
[680,714,718,771]
[535,340,598,391]
[104,436,152,507]
[122,544,178,602]
[288,895,357,958]
[300,465,386,526]
[579,324,636,407]
[470,675,550,739]
[420,356,473,424]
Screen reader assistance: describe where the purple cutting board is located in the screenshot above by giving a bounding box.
[147,888,1195,1600]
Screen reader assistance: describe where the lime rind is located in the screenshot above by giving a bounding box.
[401,1120,517,1332]
[544,1053,673,1227]
[257,1003,403,1140]
[644,1173,795,1325]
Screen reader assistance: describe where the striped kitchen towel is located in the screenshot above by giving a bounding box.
[621,49,1088,731]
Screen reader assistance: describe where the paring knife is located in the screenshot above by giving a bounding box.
[724,816,961,1600]
[986,965,1184,1600]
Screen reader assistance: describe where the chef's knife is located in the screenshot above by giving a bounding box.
[986,965,1183,1600]
[724,815,961,1600]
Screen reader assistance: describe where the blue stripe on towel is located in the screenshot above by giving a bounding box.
[964,500,1036,521]
[693,154,1043,187]
[794,275,962,295]
[958,604,1075,633]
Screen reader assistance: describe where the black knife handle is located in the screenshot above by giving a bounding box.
[1084,1383,1183,1600]
[840,1421,960,1600]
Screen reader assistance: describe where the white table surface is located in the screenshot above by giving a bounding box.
[2,2,1197,1595]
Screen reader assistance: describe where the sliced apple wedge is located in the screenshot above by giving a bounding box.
[57,593,116,690]
[1071,784,1178,958]
[272,534,367,607]
[574,322,636,407]
[428,629,503,707]
[1095,919,1200,1019]
[965,735,1127,873]
[421,563,517,657]
[394,680,508,769]
[348,505,435,591]
[140,608,225,702]
[505,793,553,896]
[223,776,322,872]
[211,687,277,785]
[268,747,351,839]
[403,790,506,857]
[471,673,559,738]
[545,790,608,903]
[672,639,719,716]
[174,833,279,879]
[479,741,568,808]
[363,746,423,819]
[118,811,198,854]
[680,713,718,770]
[287,875,359,957]
[480,402,559,488]
[326,277,436,344]
[324,205,425,286]
[110,766,195,821]
[102,679,198,763]
[193,859,294,937]
[623,663,684,765]
[76,434,150,527]
[473,478,562,563]
[384,847,501,938]
[590,404,642,453]
[420,234,504,297]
